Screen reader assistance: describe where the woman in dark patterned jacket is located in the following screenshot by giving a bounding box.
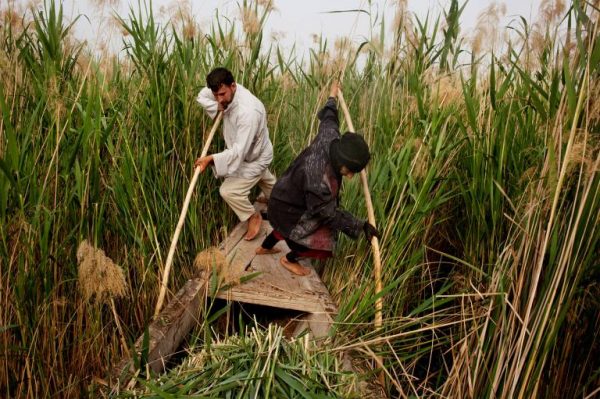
[255,82,379,276]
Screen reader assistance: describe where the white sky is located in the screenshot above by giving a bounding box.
[9,0,544,58]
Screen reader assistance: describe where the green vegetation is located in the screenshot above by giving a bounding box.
[1,0,598,397]
[120,324,362,398]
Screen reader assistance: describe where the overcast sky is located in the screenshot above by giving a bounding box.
[10,0,544,57]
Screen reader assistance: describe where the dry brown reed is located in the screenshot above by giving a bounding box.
[589,81,600,126]
[311,36,353,78]
[1,7,21,30]
[411,138,430,179]
[280,70,296,90]
[520,0,570,70]
[389,0,416,63]
[109,13,129,37]
[46,75,66,121]
[425,69,463,109]
[270,30,285,43]
[90,0,120,9]
[193,246,252,286]
[1,0,36,35]
[193,246,226,273]
[392,0,408,34]
[0,50,8,87]
[567,130,599,179]
[540,0,567,24]
[215,28,236,49]
[161,0,199,40]
[27,0,42,10]
[77,240,127,303]
[256,0,276,13]
[365,35,384,56]
[241,5,260,36]
[6,215,33,262]
[471,1,507,55]
[77,240,130,357]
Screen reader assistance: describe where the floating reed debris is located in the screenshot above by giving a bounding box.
[192,246,226,274]
[193,246,251,286]
[77,240,127,303]
[77,240,129,356]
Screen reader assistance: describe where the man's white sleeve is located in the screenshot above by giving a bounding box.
[196,87,218,119]
[212,110,258,177]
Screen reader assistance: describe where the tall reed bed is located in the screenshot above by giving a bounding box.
[1,0,598,397]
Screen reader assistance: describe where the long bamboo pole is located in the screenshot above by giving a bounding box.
[154,112,223,317]
[336,90,384,329]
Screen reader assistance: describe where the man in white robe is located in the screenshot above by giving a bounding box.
[195,67,276,240]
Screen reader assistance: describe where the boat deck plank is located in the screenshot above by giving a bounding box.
[211,218,337,327]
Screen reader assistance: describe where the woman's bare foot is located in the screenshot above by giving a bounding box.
[280,256,311,276]
[255,247,281,255]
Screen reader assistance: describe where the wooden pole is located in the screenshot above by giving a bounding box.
[337,89,385,373]
[154,112,223,317]
[336,91,383,326]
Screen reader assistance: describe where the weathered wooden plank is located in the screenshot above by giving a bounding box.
[215,255,322,312]
[213,243,335,314]
[226,229,262,271]
[301,269,339,315]
[214,221,269,287]
[298,272,338,340]
[113,278,206,384]
[219,221,247,255]
[256,251,333,306]
[212,225,339,318]
[250,246,308,289]
[214,280,323,313]
[219,201,268,257]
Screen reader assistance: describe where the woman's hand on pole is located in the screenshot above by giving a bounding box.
[329,80,340,98]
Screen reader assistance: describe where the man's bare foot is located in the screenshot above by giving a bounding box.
[280,256,311,276]
[244,212,262,240]
[255,247,281,255]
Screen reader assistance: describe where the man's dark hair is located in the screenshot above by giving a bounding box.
[206,67,235,91]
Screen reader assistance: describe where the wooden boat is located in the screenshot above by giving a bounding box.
[114,203,339,381]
